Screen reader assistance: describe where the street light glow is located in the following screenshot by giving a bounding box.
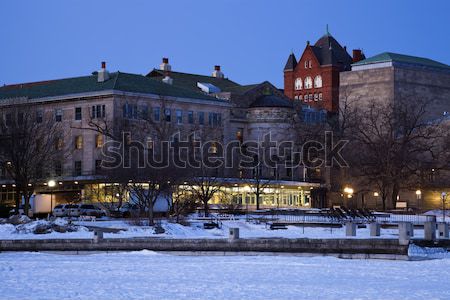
[415,190,422,195]
[48,180,56,188]
[373,192,379,197]
[344,187,354,194]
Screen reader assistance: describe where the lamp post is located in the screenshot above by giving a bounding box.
[48,180,56,216]
[442,192,447,222]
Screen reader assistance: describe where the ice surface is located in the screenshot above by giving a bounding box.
[0,251,449,300]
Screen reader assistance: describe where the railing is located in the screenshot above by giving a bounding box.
[248,209,449,225]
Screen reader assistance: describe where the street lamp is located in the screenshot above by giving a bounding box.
[442,192,447,222]
[48,180,56,217]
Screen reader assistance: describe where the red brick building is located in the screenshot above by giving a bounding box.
[283,32,364,112]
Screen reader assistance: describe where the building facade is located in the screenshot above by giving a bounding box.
[283,31,363,112]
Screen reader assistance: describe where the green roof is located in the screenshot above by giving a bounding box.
[352,52,450,70]
[0,72,223,102]
[147,69,241,93]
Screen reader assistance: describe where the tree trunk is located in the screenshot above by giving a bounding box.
[148,201,154,226]
[23,192,31,217]
[381,195,386,211]
[203,199,209,217]
[391,183,400,210]
[256,193,260,210]
[13,188,21,214]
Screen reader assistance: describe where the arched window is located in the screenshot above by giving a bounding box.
[304,77,313,89]
[314,75,322,88]
[294,78,302,90]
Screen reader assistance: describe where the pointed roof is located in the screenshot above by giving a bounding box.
[352,52,450,71]
[309,33,353,68]
[283,53,297,71]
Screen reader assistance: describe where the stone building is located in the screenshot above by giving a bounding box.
[0,60,321,210]
[338,52,450,210]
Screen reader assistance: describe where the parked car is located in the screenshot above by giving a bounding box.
[65,204,81,217]
[9,204,33,218]
[119,203,141,218]
[79,204,106,217]
[52,204,68,217]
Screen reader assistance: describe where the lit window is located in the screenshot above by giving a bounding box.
[294,95,298,100]
[304,77,313,89]
[299,95,303,101]
[95,135,103,148]
[314,93,318,101]
[294,78,302,90]
[314,75,322,88]
[75,136,83,149]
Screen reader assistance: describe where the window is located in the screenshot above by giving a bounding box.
[236,129,243,144]
[164,109,171,122]
[299,95,303,101]
[140,105,149,120]
[210,142,218,154]
[304,60,308,69]
[122,104,136,119]
[91,105,106,119]
[309,60,312,68]
[55,109,63,122]
[304,77,313,89]
[147,136,154,150]
[319,93,323,101]
[309,94,313,102]
[75,107,82,121]
[314,93,318,101]
[198,112,205,125]
[95,160,102,173]
[95,135,103,148]
[55,138,64,151]
[208,112,221,127]
[74,161,82,176]
[75,136,83,149]
[5,113,12,127]
[153,107,160,121]
[176,109,183,124]
[304,95,308,103]
[36,110,43,123]
[54,161,62,177]
[188,111,194,124]
[294,78,302,90]
[294,95,298,100]
[314,75,322,88]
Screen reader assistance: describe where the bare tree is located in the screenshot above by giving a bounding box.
[343,98,447,210]
[0,103,66,215]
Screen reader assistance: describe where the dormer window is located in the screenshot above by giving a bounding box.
[314,75,322,88]
[309,61,312,68]
[304,61,308,69]
[294,78,302,90]
[304,77,313,89]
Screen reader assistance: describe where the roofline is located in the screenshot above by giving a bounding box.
[147,68,239,85]
[0,89,232,107]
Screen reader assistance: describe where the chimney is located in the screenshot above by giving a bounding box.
[97,61,110,82]
[212,65,224,78]
[160,57,171,72]
[352,49,363,63]
[162,71,173,85]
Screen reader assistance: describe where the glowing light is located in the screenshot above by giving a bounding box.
[373,192,379,197]
[343,187,354,194]
[47,180,56,188]
[415,190,422,195]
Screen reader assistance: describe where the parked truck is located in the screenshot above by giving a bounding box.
[9,194,53,217]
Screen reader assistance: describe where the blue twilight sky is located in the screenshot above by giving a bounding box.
[0,0,449,88]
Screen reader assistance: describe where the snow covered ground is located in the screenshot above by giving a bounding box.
[0,218,430,240]
[0,251,449,300]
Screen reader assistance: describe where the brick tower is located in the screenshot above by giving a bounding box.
[283,30,363,112]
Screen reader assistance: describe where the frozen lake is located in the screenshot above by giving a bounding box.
[0,251,449,300]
